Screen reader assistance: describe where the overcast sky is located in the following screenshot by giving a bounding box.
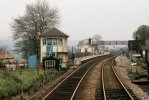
[0,0,149,46]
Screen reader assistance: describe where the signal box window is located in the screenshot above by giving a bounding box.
[53,39,57,45]
[43,38,47,45]
[45,60,55,67]
[85,48,87,53]
[58,39,63,45]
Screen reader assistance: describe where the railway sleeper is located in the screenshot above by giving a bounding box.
[95,89,104,100]
[106,89,130,99]
[50,92,72,99]
[57,91,73,94]
[72,76,82,79]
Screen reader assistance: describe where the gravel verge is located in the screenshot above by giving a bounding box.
[114,56,149,100]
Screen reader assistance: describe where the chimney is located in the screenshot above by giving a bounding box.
[89,37,91,44]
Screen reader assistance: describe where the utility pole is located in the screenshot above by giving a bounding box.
[72,46,75,65]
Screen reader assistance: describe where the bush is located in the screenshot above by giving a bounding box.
[0,61,4,68]
[0,69,57,97]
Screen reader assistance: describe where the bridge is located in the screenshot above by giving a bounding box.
[97,41,128,45]
[78,39,128,46]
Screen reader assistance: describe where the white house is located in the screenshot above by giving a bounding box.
[40,28,69,64]
[80,45,96,53]
[79,38,96,53]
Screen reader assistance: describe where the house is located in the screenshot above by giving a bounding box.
[0,49,14,64]
[80,45,96,53]
[40,28,69,64]
[79,38,96,53]
[0,49,16,70]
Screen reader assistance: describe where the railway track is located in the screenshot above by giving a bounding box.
[96,57,138,100]
[42,55,111,100]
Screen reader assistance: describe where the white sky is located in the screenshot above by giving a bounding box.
[0,0,149,46]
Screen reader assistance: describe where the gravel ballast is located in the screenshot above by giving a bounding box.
[114,56,149,100]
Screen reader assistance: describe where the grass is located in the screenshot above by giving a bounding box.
[0,68,57,98]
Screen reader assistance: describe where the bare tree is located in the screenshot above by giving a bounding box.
[11,0,59,59]
[93,34,102,51]
[93,34,102,42]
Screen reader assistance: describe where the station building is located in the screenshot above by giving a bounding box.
[79,38,96,53]
[40,28,69,64]
[80,44,96,53]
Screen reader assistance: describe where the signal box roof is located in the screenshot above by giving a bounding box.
[40,27,69,38]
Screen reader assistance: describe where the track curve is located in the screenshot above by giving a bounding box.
[42,55,110,100]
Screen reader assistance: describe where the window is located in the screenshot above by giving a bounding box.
[59,58,62,63]
[58,39,63,45]
[64,39,67,48]
[52,39,57,45]
[43,38,46,45]
[45,60,55,67]
[47,39,52,45]
[85,48,87,53]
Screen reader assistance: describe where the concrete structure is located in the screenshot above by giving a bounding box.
[40,28,69,64]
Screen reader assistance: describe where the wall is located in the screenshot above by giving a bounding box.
[80,45,95,53]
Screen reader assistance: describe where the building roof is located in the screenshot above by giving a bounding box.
[0,50,14,60]
[40,28,69,38]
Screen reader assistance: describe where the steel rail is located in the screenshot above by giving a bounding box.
[101,57,114,100]
[101,56,135,100]
[111,59,134,100]
[42,56,103,100]
[70,59,100,100]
